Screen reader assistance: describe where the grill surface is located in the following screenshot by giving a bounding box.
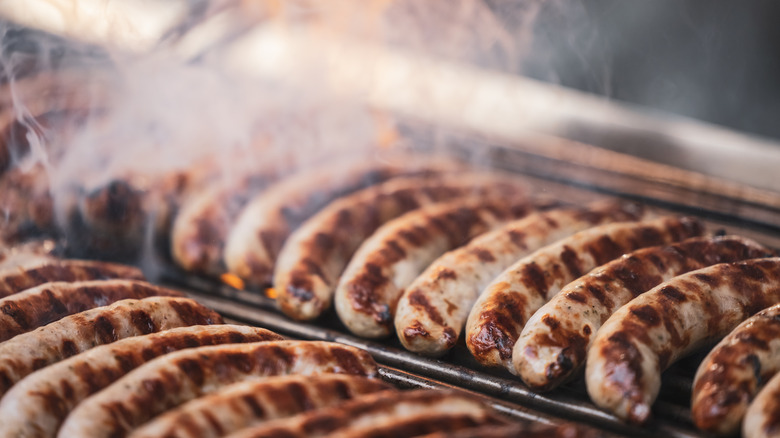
[159,132,780,438]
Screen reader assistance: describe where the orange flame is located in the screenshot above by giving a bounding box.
[220,273,245,290]
[265,287,278,299]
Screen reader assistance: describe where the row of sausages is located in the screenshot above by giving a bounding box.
[0,250,601,437]
[163,160,780,437]
[6,151,780,436]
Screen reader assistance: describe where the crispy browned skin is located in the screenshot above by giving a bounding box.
[0,279,184,342]
[331,412,505,438]
[395,201,646,357]
[744,367,780,438]
[222,390,496,438]
[0,324,282,438]
[171,175,270,277]
[466,216,704,370]
[224,154,464,287]
[130,375,392,438]
[0,259,145,298]
[692,303,780,435]
[586,258,780,424]
[59,340,378,437]
[275,173,530,321]
[416,423,605,438]
[515,235,770,391]
[336,196,534,339]
[0,296,222,398]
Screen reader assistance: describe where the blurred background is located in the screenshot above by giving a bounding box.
[1,1,779,190]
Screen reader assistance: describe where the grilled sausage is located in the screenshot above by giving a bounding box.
[221,390,497,438]
[170,176,270,277]
[130,374,392,438]
[275,173,531,321]
[0,259,145,298]
[743,366,780,438]
[0,296,221,398]
[586,258,780,424]
[415,423,603,438]
[0,324,281,438]
[224,154,461,287]
[335,196,533,339]
[465,216,703,370]
[0,279,185,342]
[516,235,770,391]
[691,303,780,435]
[58,340,378,437]
[395,201,646,357]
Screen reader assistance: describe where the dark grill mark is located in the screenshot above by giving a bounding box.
[61,340,79,357]
[435,268,457,281]
[130,310,156,334]
[559,246,582,278]
[408,290,444,326]
[565,291,587,303]
[541,315,559,330]
[331,346,370,376]
[469,291,528,360]
[169,300,222,325]
[630,305,661,326]
[347,263,387,317]
[586,284,611,310]
[660,286,687,303]
[471,248,496,263]
[178,358,205,386]
[508,229,527,248]
[521,263,547,299]
[403,321,430,339]
[94,315,118,344]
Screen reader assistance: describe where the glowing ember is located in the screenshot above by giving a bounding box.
[265,287,278,299]
[220,273,245,290]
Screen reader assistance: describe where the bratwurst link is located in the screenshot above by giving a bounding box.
[224,154,463,287]
[129,374,391,438]
[0,324,282,438]
[58,340,378,438]
[465,216,703,371]
[0,259,144,298]
[514,235,769,391]
[0,297,221,398]
[335,196,536,339]
[274,172,529,321]
[692,302,780,435]
[394,201,646,357]
[586,258,780,424]
[0,279,184,342]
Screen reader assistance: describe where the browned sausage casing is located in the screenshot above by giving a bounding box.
[224,154,463,287]
[0,279,184,342]
[692,302,780,435]
[221,390,497,438]
[466,216,703,370]
[0,259,144,298]
[0,324,281,438]
[274,172,530,321]
[0,296,222,398]
[515,235,770,391]
[58,340,378,437]
[335,196,533,339]
[586,258,780,424]
[129,374,392,438]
